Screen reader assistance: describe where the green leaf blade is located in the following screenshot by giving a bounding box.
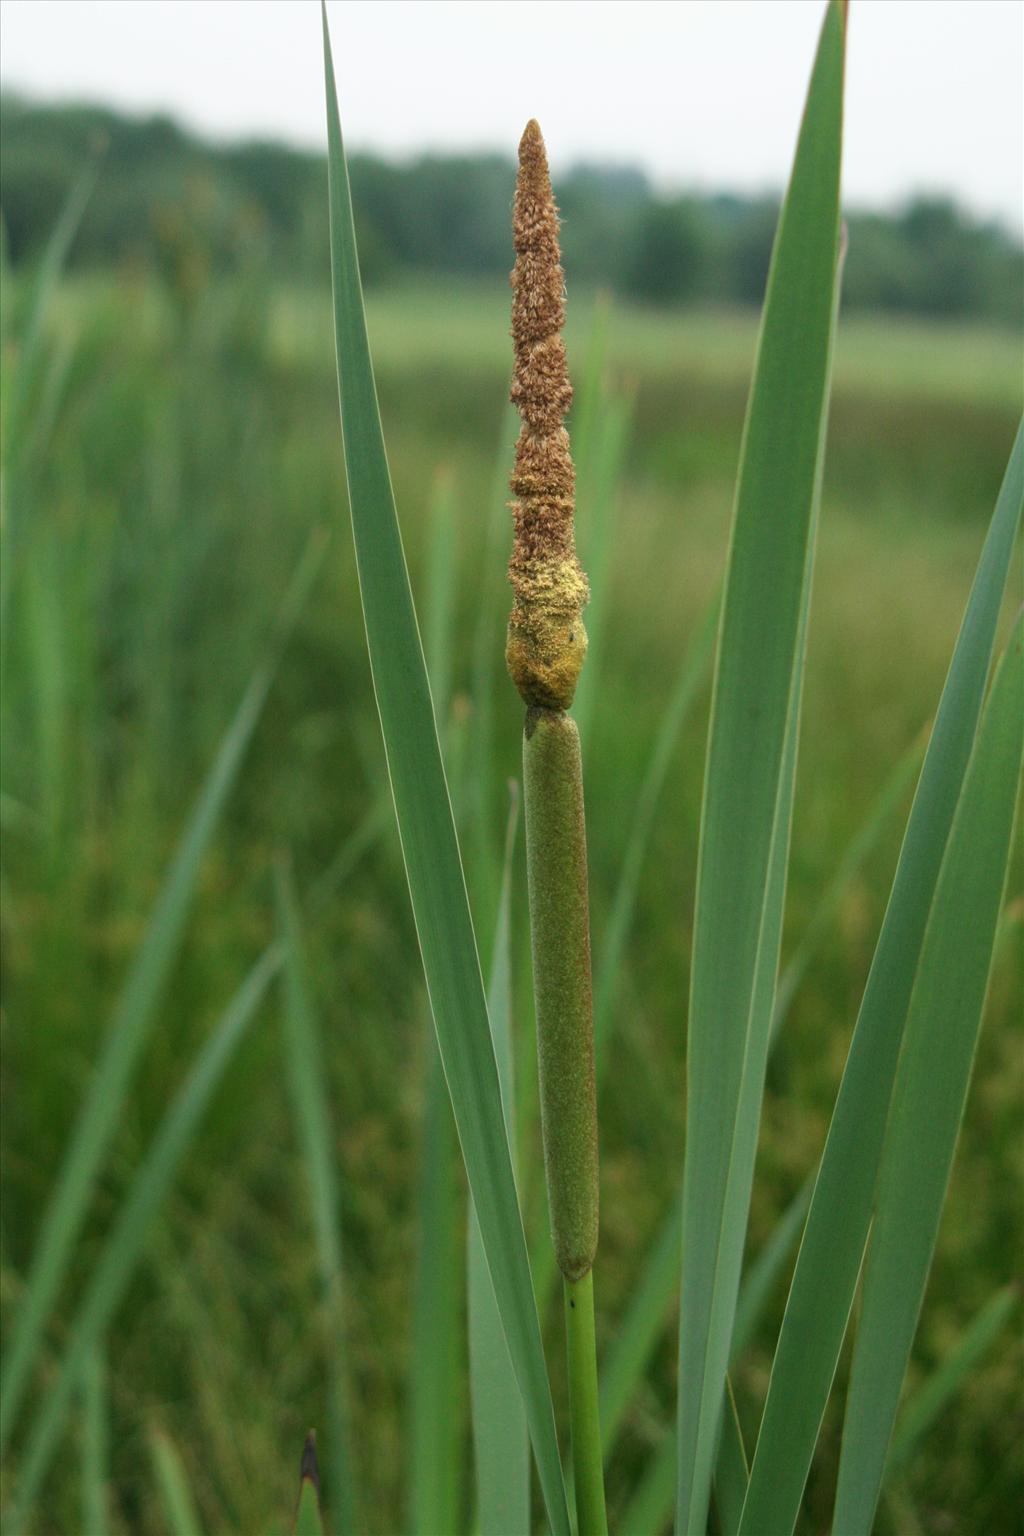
[320,12,567,1532]
[739,421,1024,1536]
[676,5,846,1530]
[609,1168,815,1536]
[150,1428,204,1536]
[80,1347,110,1536]
[832,617,1024,1535]
[713,1380,749,1536]
[409,1047,464,1536]
[468,793,530,1536]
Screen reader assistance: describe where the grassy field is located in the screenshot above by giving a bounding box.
[1,268,1021,1534]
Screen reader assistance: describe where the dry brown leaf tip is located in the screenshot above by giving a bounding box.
[506,119,588,712]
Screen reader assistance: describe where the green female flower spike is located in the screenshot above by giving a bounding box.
[523,707,599,1280]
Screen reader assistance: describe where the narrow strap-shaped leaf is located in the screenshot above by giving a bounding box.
[885,1285,1017,1481]
[409,1046,464,1536]
[832,618,1024,1535]
[423,468,457,738]
[593,591,833,1500]
[713,1380,749,1536]
[597,630,809,1504]
[607,1164,814,1535]
[676,6,846,1529]
[320,11,568,1531]
[601,596,908,1461]
[80,1347,109,1536]
[599,1167,814,1536]
[150,1428,204,1536]
[619,1402,745,1536]
[469,791,530,1536]
[407,469,466,1536]
[609,1131,813,1535]
[6,949,281,1532]
[275,862,358,1536]
[599,1164,813,1474]
[0,533,324,1455]
[739,421,1024,1536]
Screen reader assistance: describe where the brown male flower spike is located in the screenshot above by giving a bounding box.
[506,119,589,712]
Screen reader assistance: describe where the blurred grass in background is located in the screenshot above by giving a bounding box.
[1,230,1021,1534]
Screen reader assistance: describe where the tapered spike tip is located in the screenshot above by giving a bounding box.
[300,1430,320,1494]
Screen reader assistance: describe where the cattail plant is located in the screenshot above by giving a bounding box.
[314,5,1021,1531]
[506,121,606,1534]
[2,4,1022,1533]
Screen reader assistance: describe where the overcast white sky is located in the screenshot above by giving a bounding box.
[2,1,1022,230]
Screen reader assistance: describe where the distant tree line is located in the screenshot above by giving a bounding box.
[2,95,1021,323]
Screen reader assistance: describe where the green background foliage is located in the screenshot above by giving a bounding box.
[2,93,1022,322]
[1,90,1021,1534]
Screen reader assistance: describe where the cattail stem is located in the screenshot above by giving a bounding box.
[563,1271,608,1536]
